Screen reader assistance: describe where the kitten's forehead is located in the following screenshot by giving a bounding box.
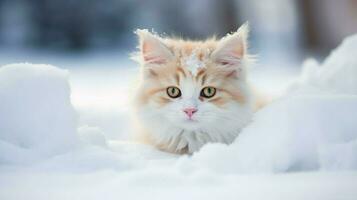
[166,39,217,63]
[180,49,208,77]
[145,40,234,86]
[171,44,215,80]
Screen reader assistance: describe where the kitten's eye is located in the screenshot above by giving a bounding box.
[200,87,216,98]
[166,86,181,98]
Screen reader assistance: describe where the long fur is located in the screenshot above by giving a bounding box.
[131,24,255,154]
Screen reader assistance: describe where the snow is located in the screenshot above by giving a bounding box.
[1,34,357,199]
[188,94,357,173]
[184,52,206,76]
[0,63,78,164]
[295,35,357,94]
[78,125,108,147]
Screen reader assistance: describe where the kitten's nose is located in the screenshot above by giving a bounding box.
[183,107,198,118]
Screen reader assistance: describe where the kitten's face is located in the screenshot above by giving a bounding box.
[137,49,247,130]
[133,25,253,153]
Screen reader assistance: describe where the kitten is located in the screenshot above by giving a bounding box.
[132,24,255,154]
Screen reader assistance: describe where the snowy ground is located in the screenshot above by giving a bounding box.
[1,35,357,200]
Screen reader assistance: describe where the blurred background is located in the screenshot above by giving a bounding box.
[0,0,357,60]
[0,0,356,139]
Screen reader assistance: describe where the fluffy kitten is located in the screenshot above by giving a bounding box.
[132,24,254,154]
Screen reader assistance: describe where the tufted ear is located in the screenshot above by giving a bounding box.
[211,23,249,66]
[135,29,173,65]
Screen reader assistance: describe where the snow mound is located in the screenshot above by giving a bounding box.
[0,63,78,163]
[188,94,357,173]
[295,34,357,94]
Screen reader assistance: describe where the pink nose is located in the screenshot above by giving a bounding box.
[183,107,198,118]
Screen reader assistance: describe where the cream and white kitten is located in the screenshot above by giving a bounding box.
[132,24,255,154]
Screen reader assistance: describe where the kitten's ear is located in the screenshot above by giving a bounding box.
[135,29,173,65]
[211,23,249,66]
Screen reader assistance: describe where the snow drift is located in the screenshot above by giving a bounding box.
[0,63,78,164]
[295,35,357,94]
[188,94,357,173]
